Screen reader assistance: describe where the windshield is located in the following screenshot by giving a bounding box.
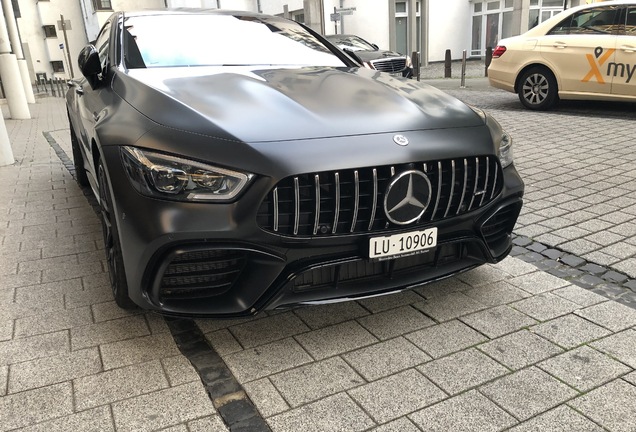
[326,35,376,52]
[121,13,347,68]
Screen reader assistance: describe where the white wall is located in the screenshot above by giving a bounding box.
[429,0,472,61]
[323,0,391,51]
[259,0,303,15]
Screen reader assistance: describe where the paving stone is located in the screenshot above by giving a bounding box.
[418,348,509,394]
[187,416,228,432]
[457,265,510,287]
[413,292,488,322]
[573,274,605,289]
[91,301,143,322]
[343,337,431,381]
[367,418,420,432]
[271,357,364,407]
[552,285,607,307]
[9,347,101,393]
[100,332,180,370]
[511,293,580,322]
[409,390,517,432]
[575,301,636,332]
[111,382,215,432]
[70,315,150,350]
[294,320,378,360]
[224,338,312,383]
[11,405,115,432]
[293,302,369,329]
[0,383,73,431]
[591,329,636,368]
[509,271,569,295]
[64,284,119,309]
[413,277,472,298]
[580,263,608,275]
[195,316,263,334]
[349,369,445,424]
[539,346,631,392]
[614,258,636,278]
[532,314,612,349]
[624,371,636,386]
[267,392,374,432]
[204,328,243,355]
[480,367,578,421]
[356,290,423,313]
[229,312,309,348]
[243,378,290,418]
[405,319,488,358]
[569,379,636,432]
[74,360,170,410]
[41,261,105,283]
[495,256,539,277]
[0,331,69,367]
[161,355,200,386]
[582,251,620,266]
[542,249,564,260]
[14,306,93,337]
[508,405,604,432]
[479,329,563,370]
[145,313,170,334]
[460,305,538,339]
[463,281,531,307]
[357,305,435,340]
[0,319,13,342]
[0,365,6,397]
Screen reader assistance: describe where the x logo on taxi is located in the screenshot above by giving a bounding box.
[582,46,615,84]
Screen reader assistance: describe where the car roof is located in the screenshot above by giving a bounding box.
[120,9,281,19]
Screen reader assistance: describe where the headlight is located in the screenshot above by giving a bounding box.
[480,110,514,169]
[121,146,253,202]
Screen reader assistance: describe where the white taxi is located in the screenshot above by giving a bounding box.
[488,0,636,110]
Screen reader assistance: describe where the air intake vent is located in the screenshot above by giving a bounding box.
[257,156,503,237]
[480,201,522,259]
[159,250,246,300]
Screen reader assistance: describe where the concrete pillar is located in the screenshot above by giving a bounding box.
[0,110,12,166]
[420,0,428,67]
[388,0,396,51]
[407,0,416,56]
[2,0,35,103]
[0,4,30,119]
[302,0,323,34]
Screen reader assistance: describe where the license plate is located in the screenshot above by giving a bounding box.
[369,228,437,260]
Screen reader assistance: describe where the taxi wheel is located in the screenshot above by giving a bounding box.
[518,67,558,110]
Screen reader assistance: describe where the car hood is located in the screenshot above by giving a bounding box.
[354,49,406,62]
[116,66,484,143]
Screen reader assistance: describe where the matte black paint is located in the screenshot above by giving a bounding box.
[67,9,524,317]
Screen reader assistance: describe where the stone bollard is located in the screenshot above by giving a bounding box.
[444,49,452,78]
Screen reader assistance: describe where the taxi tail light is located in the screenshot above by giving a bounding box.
[492,46,507,58]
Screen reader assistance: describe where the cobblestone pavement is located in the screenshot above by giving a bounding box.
[1,90,635,431]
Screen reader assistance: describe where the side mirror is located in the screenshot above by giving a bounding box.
[78,45,102,85]
[371,43,379,50]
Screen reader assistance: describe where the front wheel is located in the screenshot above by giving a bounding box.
[98,159,137,310]
[518,67,558,110]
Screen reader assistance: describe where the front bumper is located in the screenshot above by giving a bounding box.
[101,147,523,318]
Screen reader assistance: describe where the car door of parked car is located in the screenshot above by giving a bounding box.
[611,6,636,98]
[539,5,620,97]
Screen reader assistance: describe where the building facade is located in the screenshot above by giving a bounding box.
[10,0,605,83]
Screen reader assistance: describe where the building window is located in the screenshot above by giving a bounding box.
[470,0,515,57]
[92,0,113,11]
[51,61,64,73]
[529,0,565,29]
[291,10,305,24]
[43,25,57,38]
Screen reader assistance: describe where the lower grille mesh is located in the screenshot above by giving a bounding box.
[160,250,246,300]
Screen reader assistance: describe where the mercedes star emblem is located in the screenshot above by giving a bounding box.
[393,135,409,146]
[384,170,432,225]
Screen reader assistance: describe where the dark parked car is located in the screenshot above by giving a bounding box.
[67,10,524,317]
[325,34,414,78]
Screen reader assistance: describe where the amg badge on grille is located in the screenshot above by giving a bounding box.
[384,170,432,225]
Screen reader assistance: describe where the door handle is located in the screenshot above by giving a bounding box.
[93,113,101,122]
[553,42,567,49]
[75,87,84,96]
[620,45,635,53]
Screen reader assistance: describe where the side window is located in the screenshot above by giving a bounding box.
[549,6,619,35]
[94,21,112,71]
[625,7,636,36]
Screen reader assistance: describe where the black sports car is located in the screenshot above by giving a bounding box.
[66,9,524,317]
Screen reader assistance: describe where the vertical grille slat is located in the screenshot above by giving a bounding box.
[258,156,503,237]
[332,172,340,234]
[350,170,360,233]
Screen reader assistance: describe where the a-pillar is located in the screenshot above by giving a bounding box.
[2,0,35,103]
[0,2,30,120]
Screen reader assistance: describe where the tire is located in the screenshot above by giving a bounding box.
[518,66,558,110]
[98,159,137,309]
[70,124,90,187]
